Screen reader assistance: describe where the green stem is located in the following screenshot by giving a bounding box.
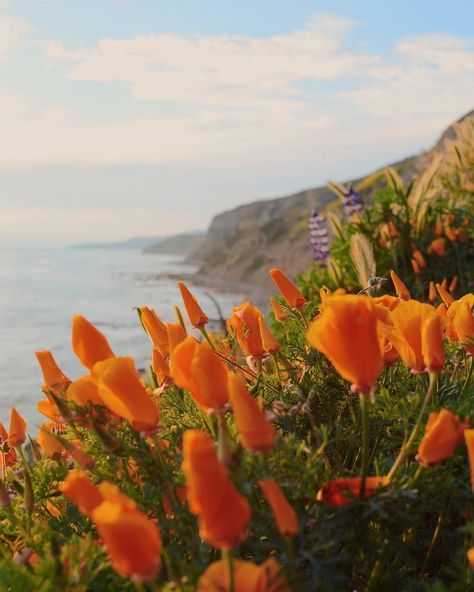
[388,372,438,480]
[359,393,370,498]
[460,356,473,396]
[222,549,234,592]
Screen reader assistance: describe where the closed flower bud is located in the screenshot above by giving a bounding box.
[258,479,298,536]
[8,407,27,447]
[182,430,251,549]
[257,316,281,354]
[37,424,63,458]
[417,409,467,466]
[390,270,410,300]
[139,306,169,358]
[427,237,446,257]
[228,373,275,453]
[178,281,209,328]
[464,429,474,491]
[72,315,115,370]
[269,298,287,322]
[35,351,71,391]
[268,267,307,309]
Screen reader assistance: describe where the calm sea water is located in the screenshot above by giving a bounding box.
[0,247,242,427]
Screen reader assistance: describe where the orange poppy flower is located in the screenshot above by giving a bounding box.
[307,295,384,394]
[0,422,17,467]
[387,220,399,238]
[436,283,455,307]
[371,294,400,311]
[178,281,209,328]
[390,270,410,301]
[228,373,275,453]
[412,250,427,269]
[92,482,161,582]
[93,357,160,432]
[465,430,474,491]
[258,479,298,536]
[451,301,474,356]
[428,281,437,302]
[268,267,306,310]
[427,237,446,257]
[380,300,445,373]
[182,430,251,549]
[227,302,265,357]
[417,409,467,467]
[167,322,187,354]
[445,225,457,242]
[139,306,169,358]
[445,294,474,342]
[411,258,421,274]
[35,350,71,391]
[197,558,289,592]
[8,407,27,447]
[269,298,287,322]
[257,316,281,354]
[59,470,103,517]
[72,315,115,370]
[37,397,62,423]
[449,275,458,293]
[468,548,474,570]
[170,336,229,410]
[151,348,171,386]
[67,375,103,407]
[317,476,389,507]
[37,424,63,458]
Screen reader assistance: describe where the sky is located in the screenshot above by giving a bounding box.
[0,0,473,245]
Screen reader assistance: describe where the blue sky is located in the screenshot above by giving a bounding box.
[0,0,473,244]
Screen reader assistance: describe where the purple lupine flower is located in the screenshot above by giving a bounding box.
[343,185,363,218]
[309,211,329,267]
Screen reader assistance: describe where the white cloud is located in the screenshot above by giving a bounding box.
[0,15,471,171]
[342,34,474,118]
[41,13,376,111]
[0,12,30,61]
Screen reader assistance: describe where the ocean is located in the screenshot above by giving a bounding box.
[0,246,243,427]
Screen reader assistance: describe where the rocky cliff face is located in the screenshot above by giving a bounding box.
[189,111,474,302]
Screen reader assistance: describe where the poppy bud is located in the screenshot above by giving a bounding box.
[268,268,306,309]
[228,373,275,453]
[258,479,298,536]
[182,430,250,549]
[178,281,209,328]
[72,315,115,370]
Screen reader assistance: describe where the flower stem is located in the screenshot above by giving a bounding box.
[222,549,234,592]
[359,393,370,498]
[388,371,438,480]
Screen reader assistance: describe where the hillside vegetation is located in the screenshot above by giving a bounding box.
[190,111,473,300]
